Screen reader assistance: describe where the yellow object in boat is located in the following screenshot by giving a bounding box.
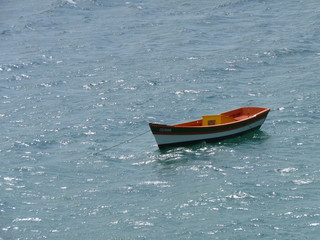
[202,115,236,126]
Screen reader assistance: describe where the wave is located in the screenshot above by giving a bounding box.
[256,47,315,59]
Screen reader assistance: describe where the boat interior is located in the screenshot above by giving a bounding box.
[173,107,266,127]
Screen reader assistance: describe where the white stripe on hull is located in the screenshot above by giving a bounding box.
[153,118,266,145]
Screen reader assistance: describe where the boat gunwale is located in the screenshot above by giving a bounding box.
[150,115,267,136]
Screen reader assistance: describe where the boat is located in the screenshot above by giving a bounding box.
[149,107,270,149]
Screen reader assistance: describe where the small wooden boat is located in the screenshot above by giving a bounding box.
[149,107,270,149]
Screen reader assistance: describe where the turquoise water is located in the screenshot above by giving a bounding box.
[1,0,320,239]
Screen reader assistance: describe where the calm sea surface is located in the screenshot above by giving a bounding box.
[1,0,320,239]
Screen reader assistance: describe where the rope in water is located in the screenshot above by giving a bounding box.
[100,130,150,152]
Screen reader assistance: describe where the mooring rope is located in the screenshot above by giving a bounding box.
[99,130,150,152]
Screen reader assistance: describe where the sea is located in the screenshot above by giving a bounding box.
[1,0,320,239]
